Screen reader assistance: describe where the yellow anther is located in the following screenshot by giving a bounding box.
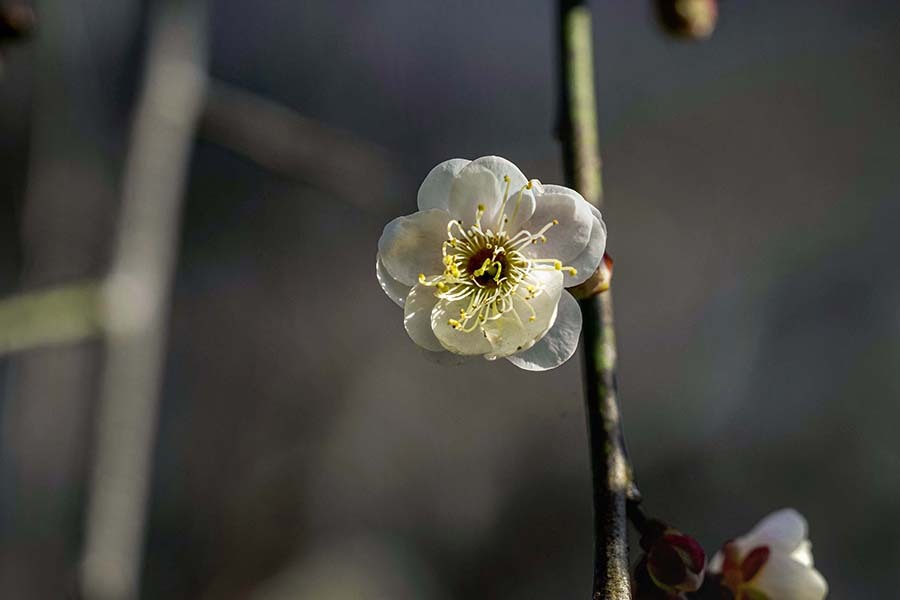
[418,273,426,283]
[503,175,511,183]
[529,315,536,322]
[525,180,533,189]
[552,219,559,225]
[565,267,578,276]
[437,282,448,292]
[448,318,461,329]
[477,203,485,212]
[553,260,563,270]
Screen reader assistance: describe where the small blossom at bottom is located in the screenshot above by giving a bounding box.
[707,509,828,600]
[376,156,606,371]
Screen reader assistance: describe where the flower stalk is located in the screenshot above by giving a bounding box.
[557,1,636,598]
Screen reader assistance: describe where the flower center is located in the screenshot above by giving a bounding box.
[417,177,577,334]
[466,246,509,288]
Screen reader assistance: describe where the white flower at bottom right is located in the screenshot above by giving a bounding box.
[708,508,828,600]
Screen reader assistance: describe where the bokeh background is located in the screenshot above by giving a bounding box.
[1,1,899,598]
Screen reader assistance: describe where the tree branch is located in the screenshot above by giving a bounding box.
[557,2,636,598]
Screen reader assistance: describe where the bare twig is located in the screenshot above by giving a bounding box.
[557,2,635,598]
[79,1,208,598]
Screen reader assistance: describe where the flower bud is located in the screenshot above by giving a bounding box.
[655,0,718,40]
[0,4,35,41]
[634,519,706,598]
[567,252,613,299]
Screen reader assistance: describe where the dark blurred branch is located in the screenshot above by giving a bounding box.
[200,79,410,214]
[557,1,637,598]
[80,1,208,598]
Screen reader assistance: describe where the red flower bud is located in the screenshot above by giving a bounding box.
[634,520,706,597]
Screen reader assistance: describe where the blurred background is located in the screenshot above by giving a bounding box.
[0,0,898,598]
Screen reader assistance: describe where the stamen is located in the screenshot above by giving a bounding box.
[423,178,577,341]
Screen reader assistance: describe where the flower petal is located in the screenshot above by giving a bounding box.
[431,298,493,355]
[521,186,594,262]
[417,158,470,212]
[792,541,814,568]
[753,555,828,600]
[448,163,503,225]
[563,215,607,287]
[739,509,809,557]
[448,156,536,227]
[377,208,450,285]
[471,156,536,230]
[707,551,724,574]
[482,269,564,358]
[403,284,444,351]
[506,290,582,371]
[376,254,410,307]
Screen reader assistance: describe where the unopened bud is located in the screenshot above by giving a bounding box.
[655,0,718,40]
[634,519,706,597]
[0,4,36,41]
[567,252,613,299]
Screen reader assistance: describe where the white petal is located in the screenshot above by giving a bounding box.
[792,541,814,568]
[540,183,601,221]
[471,155,529,191]
[482,269,564,358]
[403,284,444,351]
[377,209,450,285]
[448,156,536,227]
[754,556,828,600]
[520,187,593,262]
[739,509,809,556]
[563,215,607,287]
[417,158,470,212]
[376,254,410,307]
[431,298,493,355]
[470,156,535,231]
[707,551,724,574]
[506,291,582,371]
[448,163,503,225]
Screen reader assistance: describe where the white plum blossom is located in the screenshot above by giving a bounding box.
[376,156,606,370]
[709,508,828,600]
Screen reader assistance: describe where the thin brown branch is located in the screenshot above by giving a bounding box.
[557,1,636,598]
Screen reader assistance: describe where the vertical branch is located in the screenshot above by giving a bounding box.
[557,2,633,599]
[80,1,208,599]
